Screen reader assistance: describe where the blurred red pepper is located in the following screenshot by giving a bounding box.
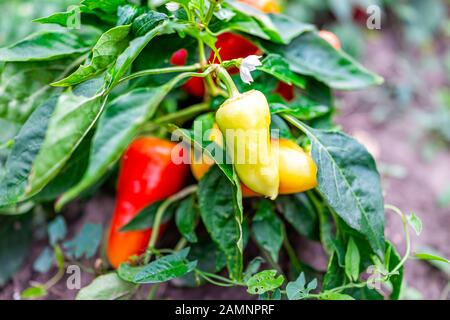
[107,137,189,269]
[171,49,205,98]
[352,5,368,25]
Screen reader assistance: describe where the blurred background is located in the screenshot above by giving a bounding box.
[0,0,449,299]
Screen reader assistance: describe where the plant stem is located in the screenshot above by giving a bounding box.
[174,238,188,251]
[282,226,302,274]
[147,284,160,300]
[385,204,411,275]
[144,185,198,263]
[216,66,240,98]
[148,102,210,128]
[204,0,218,25]
[118,64,201,84]
[195,271,236,287]
[0,139,14,150]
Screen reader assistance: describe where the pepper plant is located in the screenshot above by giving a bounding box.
[0,0,440,300]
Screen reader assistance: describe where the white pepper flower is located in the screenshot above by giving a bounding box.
[240,55,262,85]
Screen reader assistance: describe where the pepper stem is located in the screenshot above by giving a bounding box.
[216,66,240,99]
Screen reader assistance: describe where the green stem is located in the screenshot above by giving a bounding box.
[195,271,236,287]
[144,185,198,263]
[195,269,245,287]
[147,284,160,300]
[204,0,218,24]
[0,139,14,150]
[174,238,188,251]
[43,268,65,291]
[385,204,411,275]
[216,66,240,98]
[282,226,302,274]
[148,102,210,128]
[197,38,220,97]
[118,64,201,84]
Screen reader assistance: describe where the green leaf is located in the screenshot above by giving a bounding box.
[63,223,102,259]
[118,248,197,284]
[175,196,198,243]
[317,206,335,255]
[82,0,128,14]
[21,285,47,299]
[0,214,32,286]
[246,270,284,295]
[406,213,422,236]
[323,253,345,290]
[33,7,82,28]
[179,241,227,287]
[258,54,305,88]
[0,59,72,124]
[270,101,331,122]
[243,257,264,282]
[117,4,147,26]
[284,116,385,258]
[0,31,96,62]
[132,11,168,37]
[197,166,243,280]
[286,272,317,300]
[0,96,58,207]
[120,201,170,232]
[172,127,235,186]
[225,1,313,44]
[277,194,317,239]
[268,13,315,44]
[33,135,91,202]
[34,0,127,27]
[53,25,131,87]
[111,20,172,86]
[385,241,403,300]
[320,291,355,300]
[252,200,283,263]
[26,77,107,198]
[47,216,67,246]
[270,114,294,140]
[33,247,54,273]
[57,80,181,210]
[210,6,270,41]
[263,32,383,90]
[76,273,135,300]
[172,126,244,220]
[345,237,360,282]
[415,252,449,264]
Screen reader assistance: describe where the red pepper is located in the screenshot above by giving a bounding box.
[107,137,189,269]
[208,32,260,71]
[275,82,295,101]
[171,49,205,98]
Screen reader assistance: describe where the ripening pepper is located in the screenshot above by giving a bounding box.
[215,90,279,199]
[277,139,317,194]
[191,135,317,196]
[107,137,189,269]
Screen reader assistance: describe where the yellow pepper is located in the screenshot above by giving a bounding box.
[277,139,317,194]
[215,90,279,199]
[191,134,317,196]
